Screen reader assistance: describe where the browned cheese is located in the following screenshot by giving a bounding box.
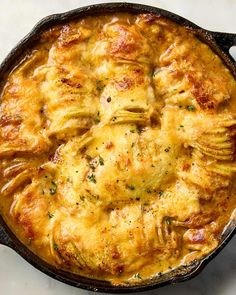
[0,13,235,285]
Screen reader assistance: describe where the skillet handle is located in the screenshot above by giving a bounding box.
[0,219,14,247]
[210,31,236,54]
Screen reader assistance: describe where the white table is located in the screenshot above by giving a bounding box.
[0,1,235,294]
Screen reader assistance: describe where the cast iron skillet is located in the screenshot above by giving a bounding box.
[0,2,235,293]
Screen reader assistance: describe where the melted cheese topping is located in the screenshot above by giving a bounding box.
[0,13,236,285]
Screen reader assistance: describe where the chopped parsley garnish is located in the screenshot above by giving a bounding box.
[136,126,142,135]
[179,125,184,128]
[134,273,142,279]
[186,105,195,111]
[98,156,104,166]
[94,111,100,124]
[96,80,105,91]
[53,242,59,251]
[80,195,85,201]
[130,127,142,135]
[66,177,73,183]
[94,117,100,124]
[131,142,135,148]
[48,212,54,219]
[158,190,164,197]
[87,174,96,183]
[49,181,57,195]
[127,184,135,191]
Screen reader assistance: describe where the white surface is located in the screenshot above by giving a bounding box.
[0,1,235,294]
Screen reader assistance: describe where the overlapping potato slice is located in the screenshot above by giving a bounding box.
[0,52,50,156]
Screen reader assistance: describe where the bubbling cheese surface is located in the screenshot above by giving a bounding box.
[0,13,236,285]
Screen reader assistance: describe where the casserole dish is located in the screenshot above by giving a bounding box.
[0,2,235,292]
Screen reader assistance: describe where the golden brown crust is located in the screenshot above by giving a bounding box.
[0,13,235,285]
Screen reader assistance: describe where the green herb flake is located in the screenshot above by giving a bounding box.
[87,174,96,183]
[96,80,105,91]
[49,181,57,195]
[179,125,184,128]
[66,177,73,183]
[136,126,142,135]
[94,112,100,124]
[98,156,104,166]
[186,105,195,111]
[80,195,85,201]
[129,127,141,135]
[48,212,54,219]
[131,142,135,148]
[94,117,100,124]
[127,184,135,191]
[53,242,59,251]
[134,273,142,279]
[158,190,164,197]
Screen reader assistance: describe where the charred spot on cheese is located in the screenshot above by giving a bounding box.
[60,77,82,89]
[116,77,134,90]
[0,12,235,286]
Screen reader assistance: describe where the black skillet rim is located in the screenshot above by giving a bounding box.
[0,2,235,293]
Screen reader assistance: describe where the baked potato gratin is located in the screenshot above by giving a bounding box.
[0,13,236,285]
